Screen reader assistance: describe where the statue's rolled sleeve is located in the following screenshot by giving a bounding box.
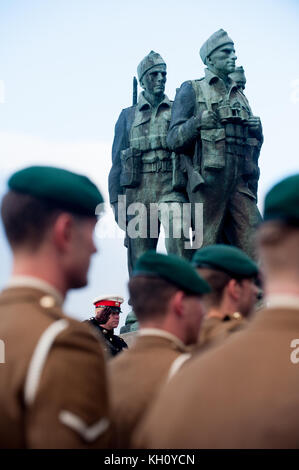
[167,81,201,153]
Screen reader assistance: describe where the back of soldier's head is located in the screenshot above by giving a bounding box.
[129,251,210,324]
[258,174,299,275]
[192,244,259,309]
[1,166,104,252]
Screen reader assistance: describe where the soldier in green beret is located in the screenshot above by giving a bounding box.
[192,244,260,349]
[167,29,263,259]
[109,250,210,448]
[0,166,112,448]
[133,173,299,449]
[109,51,191,276]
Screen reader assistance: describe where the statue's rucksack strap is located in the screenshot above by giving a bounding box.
[191,79,213,112]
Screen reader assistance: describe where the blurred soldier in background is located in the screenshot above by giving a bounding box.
[0,166,112,448]
[109,250,210,448]
[192,244,259,349]
[87,295,128,358]
[133,173,299,449]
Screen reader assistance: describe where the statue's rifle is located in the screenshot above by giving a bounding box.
[132,76,138,106]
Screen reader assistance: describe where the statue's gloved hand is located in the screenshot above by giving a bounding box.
[200,110,218,130]
[247,116,263,138]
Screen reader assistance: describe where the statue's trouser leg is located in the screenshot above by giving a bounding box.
[126,205,159,276]
[160,202,195,261]
[223,190,262,261]
[127,235,159,276]
[188,171,232,248]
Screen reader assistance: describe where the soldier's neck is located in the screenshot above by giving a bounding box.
[143,91,165,108]
[264,279,299,298]
[206,308,227,320]
[11,251,68,299]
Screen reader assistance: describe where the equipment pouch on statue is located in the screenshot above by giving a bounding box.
[171,153,187,191]
[201,128,226,170]
[120,148,142,188]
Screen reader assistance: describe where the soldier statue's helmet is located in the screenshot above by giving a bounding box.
[137,51,166,83]
[200,29,234,65]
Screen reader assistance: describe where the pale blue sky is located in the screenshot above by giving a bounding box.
[0,0,298,328]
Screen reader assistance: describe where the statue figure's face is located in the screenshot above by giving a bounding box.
[234,78,246,91]
[207,44,237,77]
[141,64,167,98]
[229,71,246,90]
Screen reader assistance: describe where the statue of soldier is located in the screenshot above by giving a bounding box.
[167,30,263,259]
[229,65,247,91]
[109,51,190,275]
[229,66,262,200]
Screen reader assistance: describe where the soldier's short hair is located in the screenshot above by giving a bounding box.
[196,268,232,308]
[2,191,67,250]
[257,221,299,274]
[128,276,179,322]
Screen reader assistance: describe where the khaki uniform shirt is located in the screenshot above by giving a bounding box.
[197,313,247,350]
[0,277,112,449]
[134,295,299,449]
[109,328,190,448]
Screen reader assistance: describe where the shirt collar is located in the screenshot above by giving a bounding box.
[6,275,64,307]
[137,92,171,111]
[138,327,187,351]
[204,67,234,87]
[265,294,299,310]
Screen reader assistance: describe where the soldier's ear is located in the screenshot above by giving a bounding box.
[52,213,74,251]
[206,55,213,67]
[171,291,185,318]
[227,279,242,301]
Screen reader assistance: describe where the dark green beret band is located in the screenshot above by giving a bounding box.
[192,244,258,279]
[133,250,211,295]
[8,166,104,217]
[263,174,299,223]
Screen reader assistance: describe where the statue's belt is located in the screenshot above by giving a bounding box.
[141,159,172,173]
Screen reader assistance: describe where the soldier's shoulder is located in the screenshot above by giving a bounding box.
[180,80,194,87]
[181,78,205,86]
[120,104,137,115]
[113,333,128,348]
[0,287,64,326]
[116,105,136,123]
[222,314,247,333]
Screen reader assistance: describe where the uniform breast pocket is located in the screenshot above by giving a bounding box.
[201,128,226,170]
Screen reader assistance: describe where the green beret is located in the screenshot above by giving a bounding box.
[8,166,104,217]
[200,29,234,64]
[192,244,258,279]
[137,51,166,82]
[133,250,211,295]
[263,174,299,223]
